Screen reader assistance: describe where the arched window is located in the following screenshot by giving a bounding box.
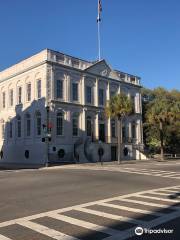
[36,112,41,136]
[56,112,63,136]
[25,113,31,137]
[17,115,21,138]
[72,113,79,136]
[86,116,92,137]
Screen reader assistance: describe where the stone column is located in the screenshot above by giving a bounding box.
[81,108,86,140]
[95,112,99,141]
[118,84,121,94]
[81,75,85,105]
[95,78,99,107]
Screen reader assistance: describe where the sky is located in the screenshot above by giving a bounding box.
[0,0,180,90]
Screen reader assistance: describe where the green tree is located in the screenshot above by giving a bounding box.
[145,97,178,160]
[105,93,132,164]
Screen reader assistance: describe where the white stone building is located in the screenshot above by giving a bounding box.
[0,49,144,166]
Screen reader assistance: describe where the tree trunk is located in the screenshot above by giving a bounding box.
[117,118,122,164]
[159,121,164,161]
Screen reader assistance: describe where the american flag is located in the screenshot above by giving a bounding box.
[97,0,102,22]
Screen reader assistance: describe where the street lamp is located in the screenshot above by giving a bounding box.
[45,105,50,167]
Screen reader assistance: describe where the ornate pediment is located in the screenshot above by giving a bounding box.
[84,60,119,80]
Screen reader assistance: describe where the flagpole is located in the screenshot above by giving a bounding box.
[98,18,101,61]
[97,0,101,61]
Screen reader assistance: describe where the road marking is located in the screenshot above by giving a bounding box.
[49,213,120,236]
[17,220,79,240]
[158,189,180,193]
[98,203,164,217]
[0,185,180,240]
[137,194,180,202]
[57,165,180,179]
[147,191,179,196]
[0,235,12,240]
[117,198,180,210]
[76,207,144,225]
[104,210,180,240]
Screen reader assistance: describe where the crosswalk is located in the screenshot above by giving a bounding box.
[0,185,180,240]
[55,165,180,179]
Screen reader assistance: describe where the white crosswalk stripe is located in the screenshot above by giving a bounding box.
[98,202,164,217]
[0,234,12,240]
[75,207,145,225]
[0,185,180,240]
[17,220,79,240]
[117,198,180,210]
[49,213,121,236]
[57,165,180,179]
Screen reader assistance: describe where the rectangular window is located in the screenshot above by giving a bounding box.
[98,88,104,105]
[131,96,135,113]
[26,83,31,102]
[86,86,92,104]
[122,125,126,142]
[110,91,116,98]
[111,120,116,138]
[18,87,22,104]
[72,83,78,101]
[132,123,136,139]
[17,121,21,137]
[57,114,63,136]
[36,117,41,136]
[9,89,13,106]
[9,122,13,138]
[57,80,63,99]
[72,118,78,136]
[27,119,31,137]
[37,79,41,99]
[2,92,5,108]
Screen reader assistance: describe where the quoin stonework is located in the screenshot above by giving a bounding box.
[0,49,144,166]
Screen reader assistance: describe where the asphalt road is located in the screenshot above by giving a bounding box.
[0,160,180,240]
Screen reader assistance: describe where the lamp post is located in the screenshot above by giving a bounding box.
[46,105,50,167]
[138,141,141,160]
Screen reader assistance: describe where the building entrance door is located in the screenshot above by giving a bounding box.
[99,123,105,142]
[111,146,117,161]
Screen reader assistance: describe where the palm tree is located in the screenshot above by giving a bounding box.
[105,93,133,164]
[146,98,178,161]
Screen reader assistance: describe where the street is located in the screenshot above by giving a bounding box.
[0,160,180,240]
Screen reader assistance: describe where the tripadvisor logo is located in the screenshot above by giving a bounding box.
[135,226,174,236]
[135,227,143,235]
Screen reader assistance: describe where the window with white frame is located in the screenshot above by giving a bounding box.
[26,83,31,102]
[111,119,116,138]
[72,113,79,136]
[86,86,92,104]
[56,80,63,99]
[56,112,63,136]
[132,121,136,139]
[98,88,104,105]
[72,83,78,101]
[37,79,41,99]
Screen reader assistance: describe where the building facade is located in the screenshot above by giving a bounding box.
[0,49,144,166]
